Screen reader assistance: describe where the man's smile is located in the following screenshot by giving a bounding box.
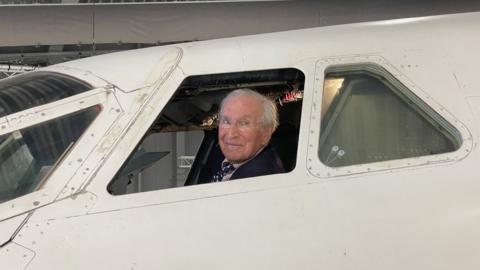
[223,142,243,149]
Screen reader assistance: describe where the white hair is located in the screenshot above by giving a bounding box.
[220,88,279,132]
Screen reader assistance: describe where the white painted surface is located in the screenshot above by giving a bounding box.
[0,214,27,246]
[0,242,35,270]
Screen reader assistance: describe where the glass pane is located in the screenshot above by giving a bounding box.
[0,72,92,117]
[0,106,99,203]
[319,72,459,167]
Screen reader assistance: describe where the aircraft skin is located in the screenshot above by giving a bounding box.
[0,12,480,270]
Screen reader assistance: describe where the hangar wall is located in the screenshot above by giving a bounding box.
[1,0,480,67]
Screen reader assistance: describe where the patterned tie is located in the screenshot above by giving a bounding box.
[212,162,235,182]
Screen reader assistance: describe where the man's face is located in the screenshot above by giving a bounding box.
[218,95,272,164]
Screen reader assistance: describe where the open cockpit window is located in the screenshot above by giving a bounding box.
[108,68,305,195]
[0,106,99,203]
[319,64,461,167]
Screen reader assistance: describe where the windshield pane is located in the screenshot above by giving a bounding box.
[0,71,92,117]
[319,72,459,167]
[0,106,99,203]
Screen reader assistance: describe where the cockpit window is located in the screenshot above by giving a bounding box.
[319,65,461,167]
[108,68,304,195]
[0,71,92,117]
[0,106,99,203]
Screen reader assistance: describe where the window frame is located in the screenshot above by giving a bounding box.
[307,56,473,178]
[105,66,307,195]
[0,86,123,221]
[90,64,310,208]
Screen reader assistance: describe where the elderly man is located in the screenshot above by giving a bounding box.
[210,88,285,182]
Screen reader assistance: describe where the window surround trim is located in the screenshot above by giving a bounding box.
[0,88,108,136]
[0,87,123,222]
[307,55,473,179]
[85,65,312,212]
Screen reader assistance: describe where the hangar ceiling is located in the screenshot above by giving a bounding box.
[0,0,480,77]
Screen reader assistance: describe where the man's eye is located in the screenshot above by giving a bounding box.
[221,119,230,125]
[238,120,251,128]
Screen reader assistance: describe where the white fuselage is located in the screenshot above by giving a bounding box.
[1,12,480,270]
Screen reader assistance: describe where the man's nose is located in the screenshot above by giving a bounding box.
[226,124,240,137]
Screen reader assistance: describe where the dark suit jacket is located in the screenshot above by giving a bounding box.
[198,144,285,184]
[229,144,285,180]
